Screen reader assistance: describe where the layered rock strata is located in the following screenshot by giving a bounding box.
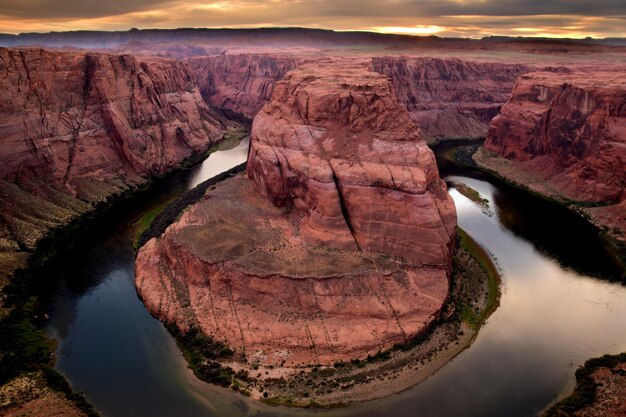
[480,71,626,238]
[248,60,456,263]
[187,54,532,143]
[187,54,301,119]
[136,60,456,366]
[0,48,225,277]
[372,57,532,141]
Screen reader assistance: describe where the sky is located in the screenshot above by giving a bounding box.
[0,0,625,38]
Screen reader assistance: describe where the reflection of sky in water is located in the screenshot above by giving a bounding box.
[186,137,250,190]
[327,176,626,417]
[45,165,626,417]
[449,177,626,361]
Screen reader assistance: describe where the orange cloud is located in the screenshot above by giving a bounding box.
[0,1,624,38]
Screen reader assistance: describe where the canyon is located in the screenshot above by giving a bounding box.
[478,70,626,241]
[371,57,532,141]
[187,54,302,119]
[135,59,456,368]
[0,48,227,279]
[184,54,535,141]
[0,28,625,415]
[0,41,572,280]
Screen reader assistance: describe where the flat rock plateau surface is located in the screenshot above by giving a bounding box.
[136,59,457,367]
[0,48,226,279]
[478,70,626,240]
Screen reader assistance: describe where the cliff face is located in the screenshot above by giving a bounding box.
[479,70,626,241]
[136,59,456,367]
[484,71,626,204]
[372,57,532,141]
[184,53,536,144]
[0,48,225,276]
[187,55,532,141]
[187,54,302,119]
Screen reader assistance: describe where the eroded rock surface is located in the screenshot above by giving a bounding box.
[187,54,533,143]
[372,57,532,141]
[136,60,456,366]
[573,361,626,417]
[0,48,225,276]
[0,373,87,417]
[248,59,456,264]
[480,70,626,237]
[187,54,301,119]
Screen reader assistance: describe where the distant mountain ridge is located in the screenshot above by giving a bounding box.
[0,27,624,49]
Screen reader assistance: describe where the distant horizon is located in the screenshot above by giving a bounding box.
[0,26,623,41]
[1,0,624,39]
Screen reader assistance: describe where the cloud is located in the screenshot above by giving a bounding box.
[0,0,176,19]
[0,0,624,38]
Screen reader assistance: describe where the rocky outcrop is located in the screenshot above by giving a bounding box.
[187,54,302,119]
[372,57,532,141]
[136,59,456,367]
[480,70,626,238]
[0,48,225,276]
[0,372,87,417]
[248,59,456,263]
[545,353,626,417]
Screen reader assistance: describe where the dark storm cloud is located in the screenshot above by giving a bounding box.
[3,0,626,20]
[0,0,174,19]
[416,0,626,17]
[266,0,626,19]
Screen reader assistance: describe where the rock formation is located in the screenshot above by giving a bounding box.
[479,70,626,238]
[372,57,532,141]
[187,54,301,119]
[187,54,533,143]
[248,59,456,263]
[135,59,456,367]
[546,353,626,417]
[0,48,225,277]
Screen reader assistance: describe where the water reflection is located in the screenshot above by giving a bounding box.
[43,144,626,417]
[436,145,622,281]
[187,137,250,189]
[45,139,257,417]
[337,176,626,417]
[492,187,621,280]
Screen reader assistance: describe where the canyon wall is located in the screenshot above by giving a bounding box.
[0,48,225,277]
[187,54,302,119]
[136,59,456,367]
[372,57,532,141]
[187,54,532,142]
[480,70,626,238]
[483,71,625,203]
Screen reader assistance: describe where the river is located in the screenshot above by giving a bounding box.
[43,139,626,417]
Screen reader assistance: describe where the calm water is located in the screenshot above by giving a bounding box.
[43,142,626,417]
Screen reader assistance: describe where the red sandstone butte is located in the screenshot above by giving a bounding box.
[136,59,456,367]
[0,48,225,276]
[248,59,456,264]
